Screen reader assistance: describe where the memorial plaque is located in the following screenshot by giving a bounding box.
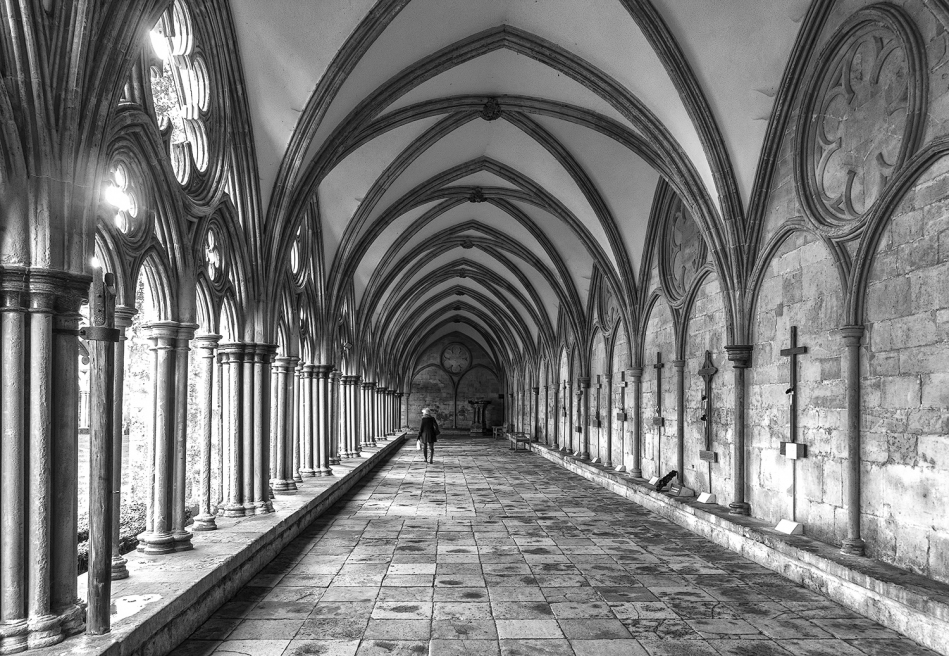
[615,411,627,421]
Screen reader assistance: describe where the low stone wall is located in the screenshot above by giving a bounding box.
[33,435,407,656]
[528,441,949,656]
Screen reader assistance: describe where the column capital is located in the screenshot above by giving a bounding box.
[725,344,753,368]
[302,363,316,377]
[627,367,643,379]
[176,322,199,342]
[395,392,404,399]
[362,381,375,391]
[670,359,685,369]
[330,369,342,381]
[602,373,612,383]
[578,376,591,388]
[313,364,333,378]
[273,355,294,371]
[194,333,222,351]
[144,320,182,343]
[342,374,361,385]
[841,325,865,346]
[218,341,245,355]
[288,355,301,367]
[114,305,138,328]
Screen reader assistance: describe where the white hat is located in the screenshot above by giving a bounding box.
[421,408,431,416]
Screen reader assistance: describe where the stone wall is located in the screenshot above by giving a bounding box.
[406,332,502,430]
[640,297,676,481]
[862,156,949,582]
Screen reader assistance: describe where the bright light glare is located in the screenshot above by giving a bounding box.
[104,184,132,212]
[150,30,170,60]
[90,256,102,269]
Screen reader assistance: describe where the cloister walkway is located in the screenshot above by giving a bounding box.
[171,438,938,656]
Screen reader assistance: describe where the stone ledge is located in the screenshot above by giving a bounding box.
[528,441,949,656]
[33,434,407,656]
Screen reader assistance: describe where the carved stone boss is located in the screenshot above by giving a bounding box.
[698,351,718,463]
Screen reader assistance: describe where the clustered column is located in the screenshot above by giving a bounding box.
[628,367,643,478]
[0,272,88,652]
[361,382,376,448]
[578,376,591,460]
[271,354,297,492]
[314,365,333,476]
[330,370,342,464]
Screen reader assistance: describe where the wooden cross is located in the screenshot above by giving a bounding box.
[698,350,718,463]
[652,352,664,427]
[780,325,808,459]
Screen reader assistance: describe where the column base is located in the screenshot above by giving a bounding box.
[222,503,246,518]
[329,457,341,465]
[192,513,218,531]
[137,530,177,554]
[293,474,303,483]
[841,538,866,556]
[25,615,62,650]
[57,601,85,637]
[255,501,274,514]
[728,502,751,516]
[0,619,29,654]
[272,478,297,492]
[377,435,388,442]
[173,530,194,552]
[316,467,334,476]
[111,554,130,580]
[628,468,642,478]
[299,468,317,477]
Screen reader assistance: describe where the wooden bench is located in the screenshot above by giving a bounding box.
[493,426,505,440]
[508,432,531,451]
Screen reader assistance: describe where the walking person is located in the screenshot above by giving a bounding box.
[418,408,440,463]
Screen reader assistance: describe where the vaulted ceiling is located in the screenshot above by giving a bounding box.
[230,0,809,379]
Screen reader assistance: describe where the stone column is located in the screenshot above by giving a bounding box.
[110,307,136,579]
[300,364,316,476]
[1,282,30,652]
[270,356,291,491]
[725,345,753,515]
[292,360,303,481]
[352,377,363,457]
[362,382,375,448]
[531,387,540,442]
[672,360,685,487]
[389,390,397,435]
[215,349,225,511]
[218,345,245,517]
[542,385,549,445]
[255,345,276,513]
[241,346,257,514]
[314,364,333,476]
[578,377,591,460]
[628,367,643,478]
[841,326,866,556]
[396,392,404,433]
[192,335,221,530]
[603,374,613,468]
[138,322,179,554]
[552,384,560,449]
[330,370,342,464]
[172,323,197,551]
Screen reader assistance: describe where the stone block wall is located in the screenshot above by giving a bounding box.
[862,157,949,582]
[611,329,629,469]
[641,298,676,480]
[748,231,847,545]
[590,334,608,461]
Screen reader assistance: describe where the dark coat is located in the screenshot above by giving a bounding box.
[418,415,440,443]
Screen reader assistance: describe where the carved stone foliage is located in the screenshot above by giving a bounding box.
[660,194,707,303]
[797,5,925,238]
[597,278,621,332]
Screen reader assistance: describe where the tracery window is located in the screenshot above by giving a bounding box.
[105,163,140,234]
[149,0,211,185]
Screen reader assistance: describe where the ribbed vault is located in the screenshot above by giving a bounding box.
[229,0,806,385]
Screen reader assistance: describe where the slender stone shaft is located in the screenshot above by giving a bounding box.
[629,367,643,478]
[841,326,866,556]
[27,291,58,643]
[362,382,375,448]
[292,360,303,479]
[254,345,275,513]
[352,377,363,456]
[315,365,333,475]
[242,347,256,513]
[301,365,316,475]
[193,335,221,530]
[1,287,29,652]
[110,308,135,579]
[532,387,540,442]
[220,344,245,517]
[396,392,404,434]
[673,360,685,486]
[330,371,342,464]
[271,356,294,492]
[139,323,178,554]
[725,345,752,515]
[603,375,613,467]
[215,351,224,510]
[172,324,197,550]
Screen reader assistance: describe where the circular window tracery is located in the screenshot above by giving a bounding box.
[797,5,925,236]
[107,163,140,234]
[148,0,212,186]
[205,228,222,282]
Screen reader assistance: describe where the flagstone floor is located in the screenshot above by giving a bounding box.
[170,437,939,656]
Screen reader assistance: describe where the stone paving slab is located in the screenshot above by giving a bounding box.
[170,437,941,656]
